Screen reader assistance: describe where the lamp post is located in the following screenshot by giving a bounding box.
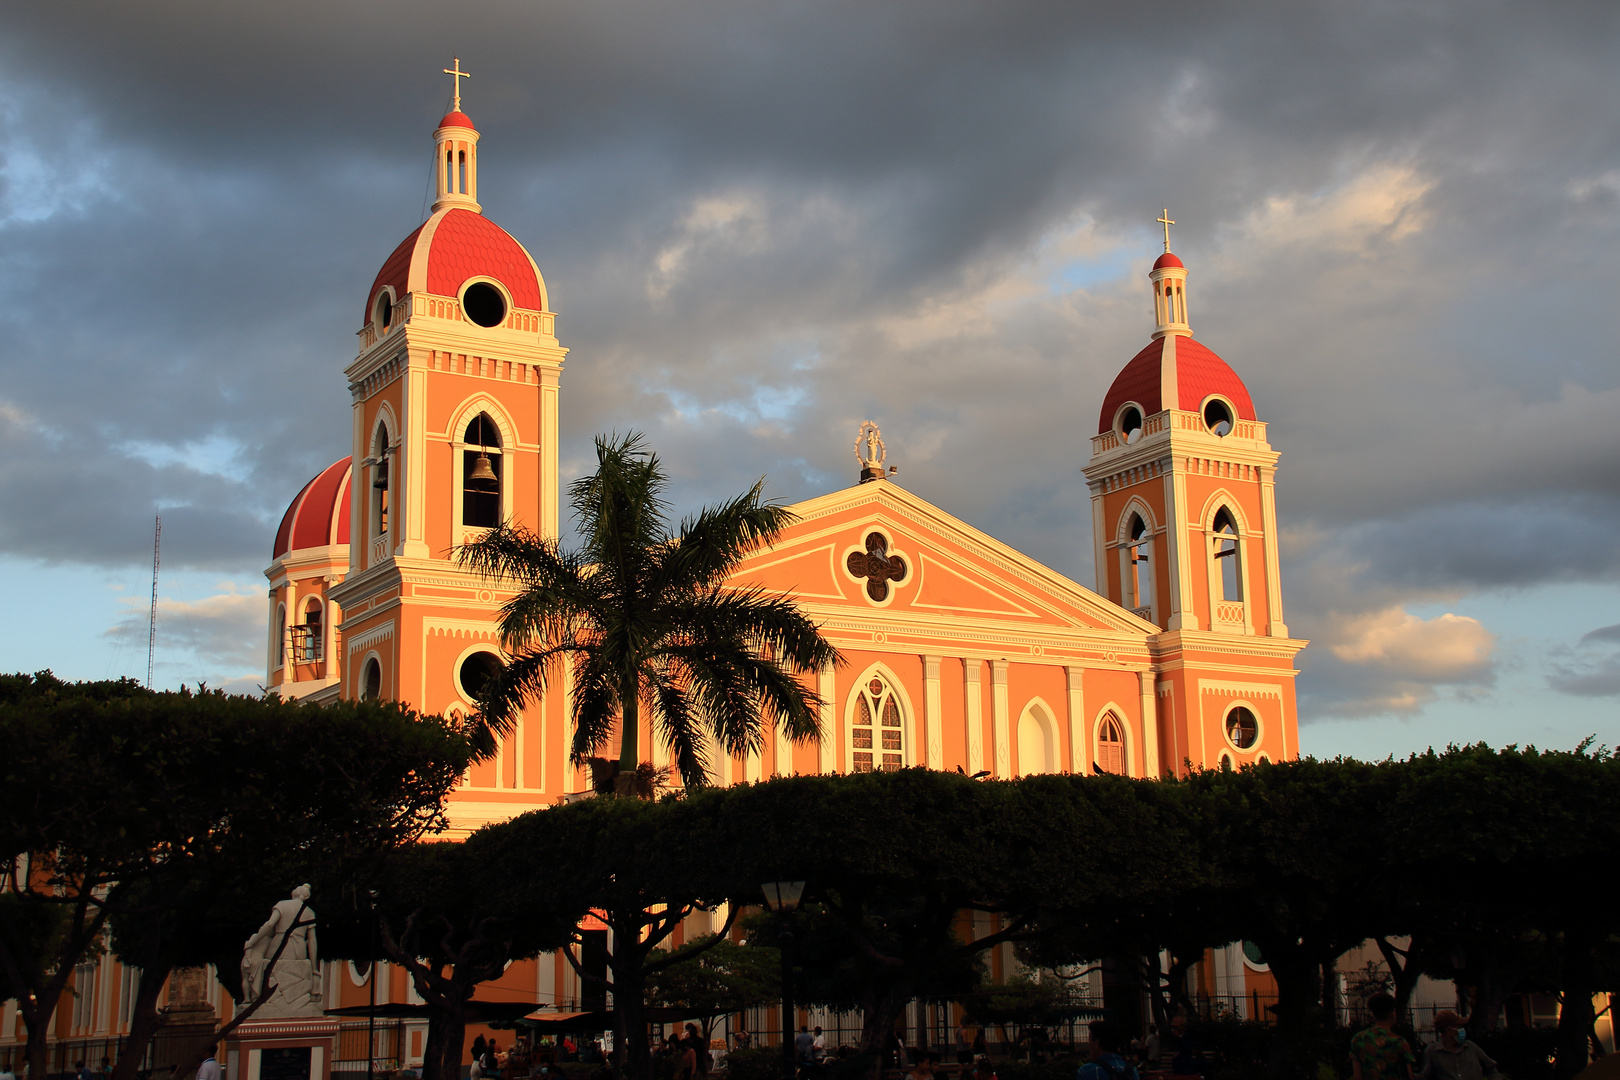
[761,881,806,1080]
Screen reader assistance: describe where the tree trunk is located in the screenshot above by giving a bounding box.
[1554,931,1595,1080]
[1374,937,1420,1029]
[20,958,80,1080]
[610,923,652,1080]
[856,974,912,1080]
[420,1014,447,1080]
[112,963,175,1080]
[618,676,640,776]
[435,1001,469,1080]
[1263,945,1320,1080]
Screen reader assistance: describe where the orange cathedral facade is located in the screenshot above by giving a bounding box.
[255,93,1306,1049]
[1,85,1308,1079]
[265,107,1305,813]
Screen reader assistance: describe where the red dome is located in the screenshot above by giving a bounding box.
[1097,336,1255,434]
[438,110,475,129]
[1153,252,1184,270]
[364,207,545,326]
[272,457,352,559]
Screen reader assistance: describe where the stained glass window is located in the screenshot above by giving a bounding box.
[852,674,904,772]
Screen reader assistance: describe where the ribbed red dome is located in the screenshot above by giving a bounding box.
[438,111,475,129]
[1153,252,1184,270]
[272,458,352,559]
[1097,337,1255,434]
[364,208,545,326]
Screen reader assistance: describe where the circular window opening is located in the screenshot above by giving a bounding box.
[361,658,382,701]
[1118,405,1144,444]
[458,651,504,702]
[1203,398,1234,437]
[375,292,392,329]
[1241,940,1269,970]
[462,282,507,328]
[1226,706,1258,750]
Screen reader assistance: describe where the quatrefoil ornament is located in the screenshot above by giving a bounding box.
[846,532,908,602]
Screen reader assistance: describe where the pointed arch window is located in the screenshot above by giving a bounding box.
[1125,513,1153,617]
[1212,507,1242,601]
[1096,714,1125,775]
[851,675,903,773]
[462,414,503,528]
[371,426,392,541]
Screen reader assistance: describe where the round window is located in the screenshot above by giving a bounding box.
[1203,398,1234,436]
[458,651,503,702]
[1117,404,1144,444]
[462,282,507,328]
[1225,706,1258,750]
[375,291,392,329]
[1241,940,1268,969]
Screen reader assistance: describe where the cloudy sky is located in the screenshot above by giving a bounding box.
[1,1,1615,759]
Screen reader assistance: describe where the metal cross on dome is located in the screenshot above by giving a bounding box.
[1157,208,1175,253]
[443,58,472,112]
[847,532,907,602]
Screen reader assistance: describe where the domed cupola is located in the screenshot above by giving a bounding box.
[1097,213,1255,441]
[1083,212,1289,641]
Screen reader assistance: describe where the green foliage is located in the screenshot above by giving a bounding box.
[457,431,840,784]
[717,1047,782,1080]
[0,677,474,1080]
[646,935,780,1015]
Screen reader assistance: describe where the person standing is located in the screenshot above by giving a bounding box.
[1350,994,1415,1080]
[196,1046,222,1080]
[796,1025,816,1065]
[812,1027,827,1065]
[1076,1022,1138,1080]
[1417,1012,1498,1080]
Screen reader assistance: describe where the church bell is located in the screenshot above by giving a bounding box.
[469,451,498,486]
[372,459,389,489]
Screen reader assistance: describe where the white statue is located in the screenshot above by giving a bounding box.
[239,884,323,1018]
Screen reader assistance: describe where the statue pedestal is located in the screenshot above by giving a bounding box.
[226,1017,341,1080]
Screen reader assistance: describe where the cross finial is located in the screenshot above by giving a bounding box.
[1157,208,1175,253]
[443,58,471,113]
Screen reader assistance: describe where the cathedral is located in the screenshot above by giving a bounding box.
[0,74,1310,1080]
[264,94,1306,830]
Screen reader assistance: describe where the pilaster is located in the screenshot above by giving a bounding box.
[1259,466,1288,637]
[818,663,837,774]
[922,655,943,770]
[1139,669,1160,778]
[1066,665,1087,775]
[964,660,985,775]
[991,660,1011,778]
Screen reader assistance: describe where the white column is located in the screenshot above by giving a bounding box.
[964,661,985,775]
[991,660,1011,778]
[1089,489,1108,595]
[324,593,342,682]
[561,655,576,793]
[922,655,943,770]
[1259,466,1289,637]
[1139,670,1160,778]
[817,663,837,774]
[540,367,561,540]
[774,705,793,776]
[401,362,430,559]
[1163,464,1195,630]
[1066,666,1087,775]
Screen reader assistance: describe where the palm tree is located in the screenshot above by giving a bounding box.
[456,432,840,790]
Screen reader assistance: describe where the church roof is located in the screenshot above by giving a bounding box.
[1153,251,1184,270]
[1096,335,1256,434]
[364,208,545,325]
[272,457,351,559]
[438,110,475,129]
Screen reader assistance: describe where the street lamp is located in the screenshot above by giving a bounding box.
[761,882,806,1080]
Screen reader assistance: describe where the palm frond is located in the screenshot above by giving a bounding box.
[667,587,842,672]
[645,669,711,788]
[569,654,622,765]
[654,482,797,591]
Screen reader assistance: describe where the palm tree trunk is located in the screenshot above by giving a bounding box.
[618,673,640,777]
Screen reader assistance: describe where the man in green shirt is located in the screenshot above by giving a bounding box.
[1351,993,1416,1080]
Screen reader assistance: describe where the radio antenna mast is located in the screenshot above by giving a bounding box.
[147,515,161,689]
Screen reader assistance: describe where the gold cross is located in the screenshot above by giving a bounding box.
[1157,209,1175,253]
[443,58,472,113]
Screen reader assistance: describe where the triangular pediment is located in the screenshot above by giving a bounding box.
[727,480,1154,636]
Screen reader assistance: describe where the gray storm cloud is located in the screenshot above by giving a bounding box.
[2,1,1618,715]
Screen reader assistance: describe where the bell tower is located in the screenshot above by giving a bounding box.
[1084,217,1288,639]
[326,67,571,817]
